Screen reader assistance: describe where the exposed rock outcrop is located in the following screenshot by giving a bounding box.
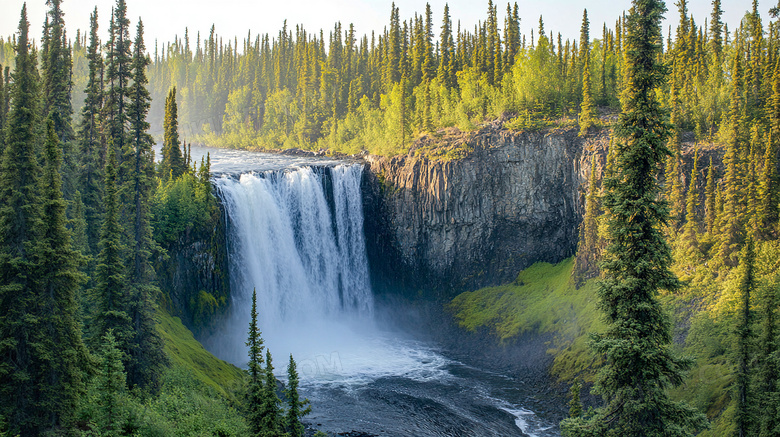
[363,124,610,297]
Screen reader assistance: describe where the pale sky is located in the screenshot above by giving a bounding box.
[0,0,759,52]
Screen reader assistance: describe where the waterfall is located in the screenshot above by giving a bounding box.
[202,164,374,367]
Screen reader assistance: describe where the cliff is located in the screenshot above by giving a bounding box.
[363,123,610,297]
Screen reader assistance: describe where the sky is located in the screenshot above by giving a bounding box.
[0,0,760,52]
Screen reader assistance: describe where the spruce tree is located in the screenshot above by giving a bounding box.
[92,147,133,363]
[160,87,186,180]
[96,329,127,436]
[0,63,5,149]
[41,0,74,143]
[126,19,166,391]
[705,157,717,235]
[568,379,583,419]
[561,1,708,435]
[573,155,601,285]
[757,131,778,240]
[260,350,283,437]
[77,7,104,256]
[758,279,779,437]
[285,354,311,437]
[734,236,756,437]
[35,118,89,431]
[0,7,45,434]
[104,0,132,177]
[246,288,265,436]
[579,46,595,135]
[717,53,748,268]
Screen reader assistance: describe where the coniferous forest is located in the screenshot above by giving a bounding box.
[1,0,780,435]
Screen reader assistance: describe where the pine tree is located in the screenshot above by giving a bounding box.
[41,0,74,143]
[285,354,311,437]
[717,53,748,268]
[758,279,779,437]
[573,155,601,285]
[125,19,166,391]
[568,379,583,419]
[579,40,595,134]
[734,236,756,437]
[705,157,717,235]
[246,288,265,436]
[260,350,282,437]
[96,329,127,436]
[757,131,779,240]
[436,4,455,88]
[104,0,132,176]
[34,118,89,431]
[0,7,45,434]
[561,1,708,435]
[160,87,186,180]
[0,63,5,150]
[78,7,104,256]
[92,147,133,364]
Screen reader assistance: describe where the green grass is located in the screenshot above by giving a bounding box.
[157,310,245,398]
[449,257,604,381]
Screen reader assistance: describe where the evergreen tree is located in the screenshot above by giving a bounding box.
[77,7,104,256]
[41,0,74,143]
[705,157,717,235]
[579,31,595,135]
[758,279,779,437]
[92,147,133,366]
[34,118,89,431]
[573,155,601,285]
[96,329,127,436]
[285,354,311,437]
[734,236,756,437]
[160,87,186,180]
[260,350,282,437]
[0,63,5,149]
[568,379,583,419]
[757,131,779,240]
[717,53,748,268]
[561,1,708,435]
[436,4,455,88]
[104,0,132,176]
[126,19,166,391]
[246,288,265,436]
[0,7,45,434]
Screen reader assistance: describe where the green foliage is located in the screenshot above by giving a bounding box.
[78,326,248,437]
[563,0,707,434]
[245,289,265,435]
[160,87,187,180]
[285,354,311,437]
[156,310,244,399]
[0,7,46,434]
[151,174,212,246]
[450,258,603,381]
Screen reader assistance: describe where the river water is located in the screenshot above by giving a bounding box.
[179,144,561,437]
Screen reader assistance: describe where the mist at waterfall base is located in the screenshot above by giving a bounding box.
[190,147,558,436]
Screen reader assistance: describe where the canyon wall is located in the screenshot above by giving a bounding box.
[362,124,609,297]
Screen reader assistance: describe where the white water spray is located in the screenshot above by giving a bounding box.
[202,164,376,370]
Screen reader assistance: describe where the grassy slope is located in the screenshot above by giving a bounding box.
[157,309,245,398]
[449,258,604,381]
[449,256,765,434]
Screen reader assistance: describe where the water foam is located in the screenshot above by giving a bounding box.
[202,164,450,385]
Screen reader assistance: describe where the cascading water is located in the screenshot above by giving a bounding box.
[202,164,379,369]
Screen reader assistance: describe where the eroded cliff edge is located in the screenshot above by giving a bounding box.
[362,124,609,297]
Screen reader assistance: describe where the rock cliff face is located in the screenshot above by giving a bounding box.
[155,208,231,331]
[363,125,608,297]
